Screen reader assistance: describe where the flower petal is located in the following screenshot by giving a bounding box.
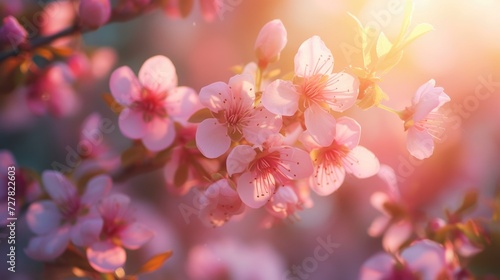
[412,79,450,122]
[118,108,147,139]
[71,217,103,247]
[401,240,447,280]
[335,117,361,149]
[165,86,202,123]
[304,104,336,147]
[138,55,177,94]
[42,171,77,204]
[228,74,256,108]
[323,72,359,112]
[294,36,333,77]
[359,252,395,280]
[199,81,231,112]
[343,146,380,178]
[261,79,299,116]
[109,66,141,106]
[237,172,273,209]
[196,118,231,158]
[25,226,70,261]
[26,200,61,235]
[243,107,282,145]
[142,117,175,151]
[226,145,256,176]
[368,215,391,237]
[407,127,434,160]
[87,241,127,273]
[119,222,154,250]
[279,147,314,179]
[309,163,345,196]
[81,175,112,205]
[383,221,412,252]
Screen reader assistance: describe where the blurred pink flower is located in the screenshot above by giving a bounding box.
[300,117,380,196]
[87,193,154,272]
[110,55,200,151]
[164,0,222,22]
[265,185,298,219]
[226,134,313,208]
[196,74,281,158]
[0,16,27,48]
[254,19,287,68]
[360,240,450,280]
[262,36,359,146]
[79,0,111,30]
[401,79,450,160]
[41,1,76,46]
[25,171,112,260]
[198,179,245,227]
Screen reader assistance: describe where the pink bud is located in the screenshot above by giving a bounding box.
[79,0,111,30]
[0,16,28,48]
[254,19,287,68]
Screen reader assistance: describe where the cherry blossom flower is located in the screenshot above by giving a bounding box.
[25,171,112,260]
[360,240,450,280]
[254,19,287,68]
[0,16,27,48]
[196,74,282,158]
[300,117,379,196]
[87,193,154,273]
[198,179,245,227]
[265,185,298,219]
[79,0,111,30]
[110,55,200,151]
[226,134,313,208]
[262,36,359,146]
[400,79,450,160]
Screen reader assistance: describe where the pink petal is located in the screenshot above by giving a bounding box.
[294,36,333,77]
[359,252,395,280]
[377,164,400,199]
[199,0,220,22]
[118,108,147,139]
[226,145,256,176]
[279,147,314,179]
[199,81,231,112]
[401,240,447,280]
[368,215,391,237]
[383,221,412,252]
[70,217,103,247]
[370,191,391,214]
[87,241,126,273]
[41,171,77,204]
[309,163,345,196]
[26,200,61,235]
[138,55,177,94]
[48,84,78,117]
[196,118,231,158]
[80,112,101,142]
[412,79,450,122]
[99,194,131,221]
[142,117,176,151]
[25,226,70,261]
[243,107,282,145]
[335,117,361,149]
[237,172,274,209]
[81,175,112,205]
[262,79,299,116]
[254,19,287,65]
[109,66,141,106]
[304,104,336,147]
[119,222,154,249]
[298,131,322,151]
[407,127,434,160]
[228,74,256,109]
[165,86,202,123]
[343,146,380,178]
[323,72,359,112]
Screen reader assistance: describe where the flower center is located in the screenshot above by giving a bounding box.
[131,88,167,122]
[59,196,82,222]
[295,74,328,110]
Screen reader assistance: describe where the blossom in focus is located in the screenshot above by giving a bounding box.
[254,19,287,68]
[300,117,379,196]
[360,240,450,280]
[79,0,111,30]
[401,79,450,160]
[110,55,200,151]
[226,134,313,208]
[0,16,27,48]
[25,171,112,260]
[196,74,281,158]
[262,36,359,147]
[198,179,245,227]
[87,193,154,272]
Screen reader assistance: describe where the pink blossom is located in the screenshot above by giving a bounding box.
[87,193,154,272]
[360,240,450,280]
[401,79,450,160]
[79,0,111,30]
[25,171,112,260]
[0,16,27,48]
[110,55,200,151]
[199,0,222,22]
[226,134,313,208]
[300,117,379,196]
[254,19,287,68]
[262,36,359,146]
[198,179,245,227]
[265,185,299,219]
[41,1,76,46]
[196,74,282,158]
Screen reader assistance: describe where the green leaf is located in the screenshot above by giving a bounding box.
[376,32,393,59]
[357,83,389,110]
[455,190,478,216]
[468,222,500,277]
[398,23,434,51]
[396,0,415,45]
[347,13,370,67]
[188,108,212,123]
[376,51,404,75]
[121,142,148,167]
[137,251,173,274]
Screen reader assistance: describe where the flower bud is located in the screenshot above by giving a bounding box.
[0,16,27,48]
[254,19,287,68]
[79,0,111,30]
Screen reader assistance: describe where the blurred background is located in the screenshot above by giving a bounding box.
[1,0,500,279]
